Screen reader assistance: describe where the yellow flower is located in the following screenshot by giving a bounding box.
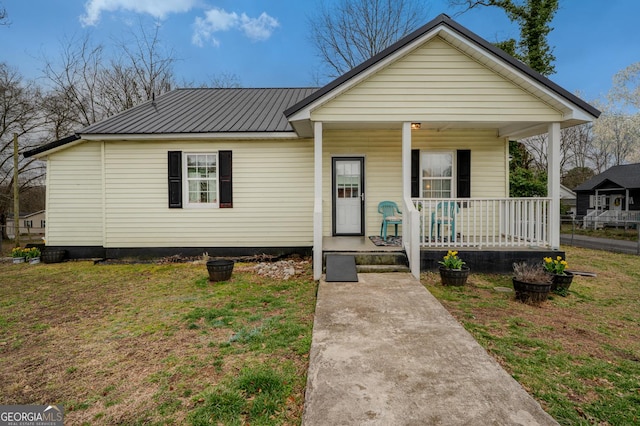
[543,257,551,263]
[561,260,568,266]
[451,251,458,256]
[556,256,563,261]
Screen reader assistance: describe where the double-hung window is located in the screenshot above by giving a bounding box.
[421,152,454,198]
[184,153,218,207]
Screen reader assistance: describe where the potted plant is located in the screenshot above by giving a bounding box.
[512,262,552,304]
[25,247,41,264]
[543,255,573,294]
[438,250,469,286]
[11,247,26,264]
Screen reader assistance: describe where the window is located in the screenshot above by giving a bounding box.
[41,220,46,228]
[24,220,33,228]
[184,153,218,207]
[421,152,454,198]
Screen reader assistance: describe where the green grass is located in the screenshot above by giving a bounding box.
[423,246,640,425]
[0,260,316,425]
[561,223,639,241]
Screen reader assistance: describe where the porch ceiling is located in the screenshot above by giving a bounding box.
[294,119,583,139]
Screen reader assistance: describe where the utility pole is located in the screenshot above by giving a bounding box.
[13,133,20,248]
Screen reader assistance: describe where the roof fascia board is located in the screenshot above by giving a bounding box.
[27,138,84,159]
[80,132,301,141]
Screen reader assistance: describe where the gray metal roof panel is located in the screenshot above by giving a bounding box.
[81,88,318,134]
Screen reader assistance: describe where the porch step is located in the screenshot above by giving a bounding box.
[356,264,411,273]
[323,251,409,273]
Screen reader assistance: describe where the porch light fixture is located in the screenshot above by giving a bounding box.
[411,122,421,130]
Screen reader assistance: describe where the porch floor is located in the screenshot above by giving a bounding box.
[322,236,402,252]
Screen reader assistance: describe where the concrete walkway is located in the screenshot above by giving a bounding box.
[303,273,558,425]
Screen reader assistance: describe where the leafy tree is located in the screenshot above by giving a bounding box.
[309,0,430,79]
[562,166,594,190]
[509,140,547,197]
[450,0,558,75]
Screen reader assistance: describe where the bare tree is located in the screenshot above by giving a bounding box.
[0,3,9,26]
[611,62,640,110]
[0,64,44,239]
[114,21,176,102]
[42,34,105,128]
[591,108,640,172]
[41,22,177,134]
[309,0,430,79]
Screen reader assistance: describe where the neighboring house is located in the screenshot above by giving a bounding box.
[560,184,577,215]
[25,14,600,279]
[574,163,640,228]
[6,210,46,238]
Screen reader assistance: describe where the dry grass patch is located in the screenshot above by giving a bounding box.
[0,259,316,425]
[423,246,640,425]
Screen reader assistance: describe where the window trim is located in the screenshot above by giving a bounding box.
[183,152,220,209]
[420,150,456,198]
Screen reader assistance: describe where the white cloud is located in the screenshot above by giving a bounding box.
[192,8,279,47]
[81,0,198,26]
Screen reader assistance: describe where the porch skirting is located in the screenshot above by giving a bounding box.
[45,246,313,260]
[420,249,564,274]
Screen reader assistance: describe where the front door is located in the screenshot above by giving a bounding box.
[333,157,364,235]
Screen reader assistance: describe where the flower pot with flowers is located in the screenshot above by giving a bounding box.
[543,255,573,295]
[512,262,553,304]
[438,250,469,286]
[11,247,26,263]
[25,247,41,264]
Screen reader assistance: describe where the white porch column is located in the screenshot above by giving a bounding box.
[313,121,323,280]
[402,122,420,278]
[547,122,561,249]
[402,122,412,200]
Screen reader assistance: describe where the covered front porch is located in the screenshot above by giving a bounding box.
[281,15,600,280]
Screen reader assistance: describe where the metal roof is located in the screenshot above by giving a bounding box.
[574,163,640,191]
[82,87,318,135]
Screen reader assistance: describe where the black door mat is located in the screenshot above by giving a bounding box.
[325,255,358,282]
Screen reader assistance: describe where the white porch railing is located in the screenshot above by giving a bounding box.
[403,196,421,278]
[413,198,551,249]
[584,209,640,229]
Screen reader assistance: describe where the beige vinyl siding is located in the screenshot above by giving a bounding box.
[322,129,506,237]
[312,37,562,122]
[46,142,104,245]
[103,139,313,247]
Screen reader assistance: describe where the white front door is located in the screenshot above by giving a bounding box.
[333,158,364,235]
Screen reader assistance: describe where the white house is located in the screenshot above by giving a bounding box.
[25,14,600,279]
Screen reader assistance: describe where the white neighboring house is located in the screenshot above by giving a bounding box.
[6,210,46,239]
[24,14,600,278]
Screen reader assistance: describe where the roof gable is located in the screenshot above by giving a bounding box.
[285,14,600,129]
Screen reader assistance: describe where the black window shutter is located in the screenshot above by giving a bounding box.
[411,149,420,198]
[168,151,182,208]
[219,150,233,208]
[457,150,471,198]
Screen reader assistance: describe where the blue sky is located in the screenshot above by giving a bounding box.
[2,0,639,104]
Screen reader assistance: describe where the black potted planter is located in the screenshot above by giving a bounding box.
[42,249,66,264]
[512,278,552,304]
[206,259,234,282]
[549,272,574,293]
[439,266,470,286]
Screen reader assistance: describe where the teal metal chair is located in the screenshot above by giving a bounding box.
[431,201,459,242]
[378,201,402,241]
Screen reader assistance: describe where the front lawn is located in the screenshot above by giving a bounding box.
[0,259,316,425]
[423,246,640,425]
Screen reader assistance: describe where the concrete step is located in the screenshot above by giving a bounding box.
[356,264,411,273]
[323,251,409,273]
[323,251,408,266]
